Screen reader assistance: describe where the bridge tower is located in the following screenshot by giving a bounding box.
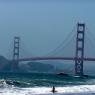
[12,37,20,72]
[75,23,85,76]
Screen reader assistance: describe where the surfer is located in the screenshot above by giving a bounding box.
[51,86,57,93]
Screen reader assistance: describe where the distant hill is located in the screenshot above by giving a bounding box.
[0,56,95,75]
[0,56,11,72]
[0,56,56,73]
[19,62,55,73]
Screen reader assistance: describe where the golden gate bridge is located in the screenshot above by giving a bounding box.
[11,23,95,77]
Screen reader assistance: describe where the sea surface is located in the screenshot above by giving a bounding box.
[0,72,95,95]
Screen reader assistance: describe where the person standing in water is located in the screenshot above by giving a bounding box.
[51,86,57,93]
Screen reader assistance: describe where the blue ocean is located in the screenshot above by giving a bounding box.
[0,72,95,95]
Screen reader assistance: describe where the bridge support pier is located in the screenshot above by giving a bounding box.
[12,37,20,72]
[75,23,85,76]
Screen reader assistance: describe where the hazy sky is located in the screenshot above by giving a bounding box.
[0,0,95,58]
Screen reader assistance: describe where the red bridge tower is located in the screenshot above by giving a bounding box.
[75,23,85,76]
[12,36,20,72]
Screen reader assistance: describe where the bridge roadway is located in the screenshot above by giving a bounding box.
[12,57,95,62]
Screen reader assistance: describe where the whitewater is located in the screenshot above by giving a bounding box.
[0,73,95,95]
[0,85,95,95]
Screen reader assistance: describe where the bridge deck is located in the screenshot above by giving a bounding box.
[11,57,95,62]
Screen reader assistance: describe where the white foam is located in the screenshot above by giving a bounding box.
[0,85,95,95]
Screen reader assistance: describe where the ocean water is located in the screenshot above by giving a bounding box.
[0,73,95,95]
